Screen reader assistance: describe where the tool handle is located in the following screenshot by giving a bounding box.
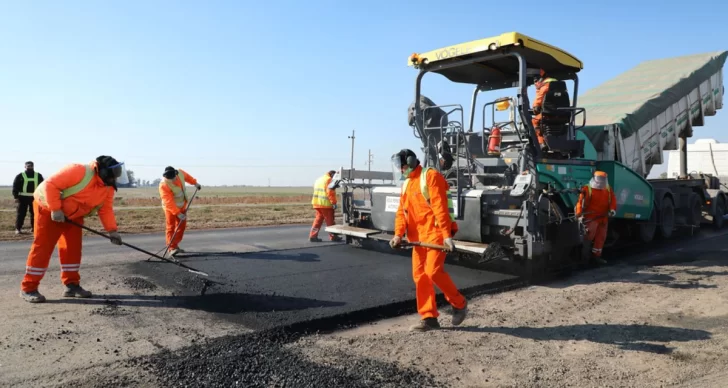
[402,240,448,251]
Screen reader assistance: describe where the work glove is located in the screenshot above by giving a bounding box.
[389,235,402,249]
[609,209,616,217]
[444,238,455,252]
[332,204,338,210]
[108,231,122,246]
[177,213,186,221]
[51,210,65,222]
[195,183,202,190]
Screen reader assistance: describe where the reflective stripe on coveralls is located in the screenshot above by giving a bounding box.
[402,167,456,221]
[34,164,103,216]
[20,171,39,196]
[395,165,466,319]
[165,170,188,208]
[311,174,333,208]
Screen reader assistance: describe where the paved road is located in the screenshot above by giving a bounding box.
[0,224,516,331]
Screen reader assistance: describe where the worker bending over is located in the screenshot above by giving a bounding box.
[575,170,617,264]
[309,170,342,242]
[159,166,201,257]
[20,156,126,303]
[12,161,44,234]
[389,149,468,332]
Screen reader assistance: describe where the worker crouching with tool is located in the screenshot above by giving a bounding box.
[159,166,201,258]
[20,156,127,303]
[389,149,468,332]
[575,170,617,265]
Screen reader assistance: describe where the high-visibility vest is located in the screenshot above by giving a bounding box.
[34,164,104,216]
[580,184,613,211]
[311,174,333,207]
[165,170,188,208]
[402,167,455,221]
[20,171,39,196]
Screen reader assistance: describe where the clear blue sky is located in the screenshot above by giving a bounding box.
[1,0,726,186]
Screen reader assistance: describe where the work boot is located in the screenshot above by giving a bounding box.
[175,247,186,253]
[15,229,21,235]
[309,237,322,242]
[168,248,181,257]
[594,257,607,265]
[330,235,342,242]
[20,290,46,303]
[409,318,440,332]
[452,303,468,326]
[63,284,92,298]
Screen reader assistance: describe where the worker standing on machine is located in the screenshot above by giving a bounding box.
[159,166,201,257]
[309,170,342,242]
[575,170,617,265]
[389,149,468,332]
[19,156,127,303]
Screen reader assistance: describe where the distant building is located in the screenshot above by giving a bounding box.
[666,138,728,181]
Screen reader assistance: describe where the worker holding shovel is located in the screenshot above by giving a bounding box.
[388,149,468,332]
[159,166,201,258]
[19,156,128,303]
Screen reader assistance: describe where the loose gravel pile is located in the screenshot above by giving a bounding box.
[124,328,443,388]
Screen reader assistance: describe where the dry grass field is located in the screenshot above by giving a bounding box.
[0,186,344,241]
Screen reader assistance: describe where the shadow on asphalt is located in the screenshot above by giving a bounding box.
[444,323,711,354]
[170,251,321,262]
[44,292,346,314]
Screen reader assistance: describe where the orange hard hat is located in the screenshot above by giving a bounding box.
[594,171,607,177]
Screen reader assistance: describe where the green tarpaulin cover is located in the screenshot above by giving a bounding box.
[577,51,727,150]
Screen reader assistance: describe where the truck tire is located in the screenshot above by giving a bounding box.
[636,201,657,243]
[684,193,702,235]
[656,197,675,240]
[714,196,725,230]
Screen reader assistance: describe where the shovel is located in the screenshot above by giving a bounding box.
[64,218,221,283]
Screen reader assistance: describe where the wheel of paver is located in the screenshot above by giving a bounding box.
[714,196,725,230]
[636,202,657,243]
[684,193,702,235]
[656,197,675,240]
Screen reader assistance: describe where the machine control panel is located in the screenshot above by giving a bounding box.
[510,172,533,197]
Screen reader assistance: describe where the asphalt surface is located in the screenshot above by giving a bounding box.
[0,224,516,332]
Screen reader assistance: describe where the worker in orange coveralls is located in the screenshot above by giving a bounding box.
[575,170,617,265]
[389,149,468,332]
[309,170,342,242]
[20,156,127,303]
[159,166,201,258]
[531,68,558,149]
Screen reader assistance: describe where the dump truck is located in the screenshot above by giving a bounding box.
[326,32,728,276]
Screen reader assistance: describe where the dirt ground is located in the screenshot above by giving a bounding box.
[292,249,728,388]
[2,233,727,387]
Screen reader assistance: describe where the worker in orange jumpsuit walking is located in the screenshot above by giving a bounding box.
[20,156,127,303]
[575,170,617,265]
[159,166,201,257]
[309,170,342,242]
[531,69,558,149]
[389,149,468,332]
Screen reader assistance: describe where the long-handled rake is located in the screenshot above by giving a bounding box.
[64,218,224,284]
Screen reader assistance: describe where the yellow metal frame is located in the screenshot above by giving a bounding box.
[408,31,583,71]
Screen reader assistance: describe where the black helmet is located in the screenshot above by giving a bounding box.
[392,149,419,170]
[163,166,178,179]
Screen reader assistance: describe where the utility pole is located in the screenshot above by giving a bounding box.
[365,149,373,186]
[348,129,355,180]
